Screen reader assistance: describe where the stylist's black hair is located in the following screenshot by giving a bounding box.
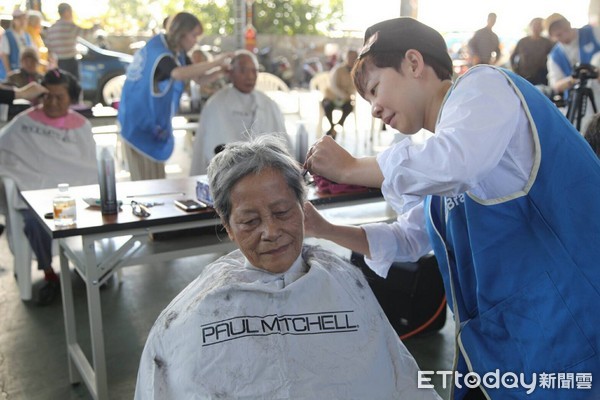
[41,68,81,104]
[584,113,600,157]
[352,18,453,97]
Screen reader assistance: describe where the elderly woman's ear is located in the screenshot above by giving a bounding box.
[223,222,235,242]
[302,201,327,239]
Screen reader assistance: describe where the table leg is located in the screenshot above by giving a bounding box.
[83,236,109,400]
[58,240,81,385]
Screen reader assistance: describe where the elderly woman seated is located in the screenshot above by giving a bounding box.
[135,136,441,399]
[0,68,97,305]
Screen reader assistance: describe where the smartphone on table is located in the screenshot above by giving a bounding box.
[174,199,207,212]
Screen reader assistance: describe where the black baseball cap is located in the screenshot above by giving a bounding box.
[359,17,453,76]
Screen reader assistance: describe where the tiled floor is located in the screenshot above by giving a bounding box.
[0,92,454,399]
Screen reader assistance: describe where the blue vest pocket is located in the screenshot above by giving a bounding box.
[478,272,595,375]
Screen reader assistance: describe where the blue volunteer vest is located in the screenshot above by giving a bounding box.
[5,30,32,71]
[425,68,600,399]
[550,25,600,98]
[117,34,185,162]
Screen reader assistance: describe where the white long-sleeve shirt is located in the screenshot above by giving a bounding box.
[363,66,535,277]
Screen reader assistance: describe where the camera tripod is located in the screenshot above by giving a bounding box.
[566,79,598,131]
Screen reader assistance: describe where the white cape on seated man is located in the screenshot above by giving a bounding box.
[136,136,440,400]
[189,49,290,175]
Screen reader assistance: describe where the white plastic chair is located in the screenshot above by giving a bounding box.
[256,72,290,92]
[255,72,301,116]
[0,175,34,300]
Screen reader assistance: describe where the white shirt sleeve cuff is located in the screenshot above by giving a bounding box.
[362,222,399,278]
[376,141,424,214]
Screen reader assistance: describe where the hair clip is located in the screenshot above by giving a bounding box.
[359,31,379,59]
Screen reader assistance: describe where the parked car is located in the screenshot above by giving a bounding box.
[1,14,132,105]
[76,37,132,105]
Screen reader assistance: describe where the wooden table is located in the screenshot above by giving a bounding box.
[21,177,387,400]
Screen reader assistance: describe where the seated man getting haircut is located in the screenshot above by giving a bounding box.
[189,50,289,175]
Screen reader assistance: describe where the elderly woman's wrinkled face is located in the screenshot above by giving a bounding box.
[225,167,304,273]
[42,84,71,118]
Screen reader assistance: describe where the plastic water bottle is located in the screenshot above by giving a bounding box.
[97,147,118,215]
[53,183,76,227]
[190,81,202,113]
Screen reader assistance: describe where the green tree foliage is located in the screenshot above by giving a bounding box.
[105,0,157,33]
[254,0,343,35]
[181,0,235,36]
[101,0,343,36]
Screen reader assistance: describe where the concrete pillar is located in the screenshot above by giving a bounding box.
[590,0,600,25]
[400,0,419,18]
[234,0,246,50]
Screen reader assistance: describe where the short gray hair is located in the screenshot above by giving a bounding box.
[207,135,306,225]
[231,49,259,70]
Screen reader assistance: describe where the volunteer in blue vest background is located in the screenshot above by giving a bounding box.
[0,8,32,81]
[117,12,231,181]
[303,17,600,400]
[546,13,600,132]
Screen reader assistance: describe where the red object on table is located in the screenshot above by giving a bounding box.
[312,174,369,195]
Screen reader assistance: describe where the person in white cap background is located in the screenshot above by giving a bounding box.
[25,10,48,73]
[304,17,600,400]
[0,8,32,79]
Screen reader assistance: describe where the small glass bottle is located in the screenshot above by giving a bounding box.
[53,183,76,227]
